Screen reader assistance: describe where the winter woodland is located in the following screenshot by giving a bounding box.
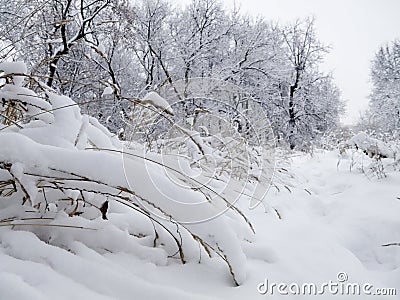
[0,0,399,299]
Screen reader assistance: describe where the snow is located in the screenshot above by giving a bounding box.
[345,132,396,158]
[0,61,27,86]
[97,43,106,54]
[101,86,113,97]
[0,84,53,124]
[0,85,250,287]
[1,150,399,299]
[142,91,174,115]
[1,79,399,299]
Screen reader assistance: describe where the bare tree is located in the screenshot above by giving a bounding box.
[1,0,344,147]
[281,17,332,149]
[369,40,400,135]
[168,0,229,81]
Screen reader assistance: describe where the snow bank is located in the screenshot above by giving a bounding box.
[2,150,400,299]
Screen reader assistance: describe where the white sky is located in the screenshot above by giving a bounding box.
[175,0,400,125]
[224,0,400,125]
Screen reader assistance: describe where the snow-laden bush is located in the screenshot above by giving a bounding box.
[343,132,396,159]
[338,132,400,178]
[0,62,255,285]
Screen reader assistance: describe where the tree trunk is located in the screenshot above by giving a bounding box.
[288,70,300,149]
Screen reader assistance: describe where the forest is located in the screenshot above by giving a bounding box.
[0,0,399,299]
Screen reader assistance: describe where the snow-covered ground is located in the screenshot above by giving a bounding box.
[1,150,399,299]
[0,62,399,299]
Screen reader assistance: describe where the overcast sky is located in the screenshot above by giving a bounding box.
[219,0,400,124]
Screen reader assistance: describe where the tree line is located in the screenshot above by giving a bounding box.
[368,40,400,137]
[0,0,344,149]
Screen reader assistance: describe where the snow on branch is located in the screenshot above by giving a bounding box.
[342,132,395,159]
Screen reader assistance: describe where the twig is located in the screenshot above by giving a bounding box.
[382,243,400,247]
